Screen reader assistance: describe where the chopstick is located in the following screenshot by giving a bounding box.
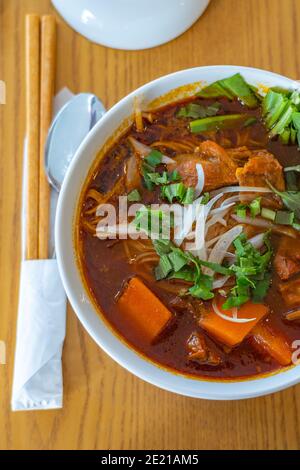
[39,15,56,259]
[25,15,40,260]
[25,14,56,260]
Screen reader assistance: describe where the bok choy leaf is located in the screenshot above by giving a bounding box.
[197,73,259,108]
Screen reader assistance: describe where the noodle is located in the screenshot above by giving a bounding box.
[151,140,195,153]
[134,96,143,132]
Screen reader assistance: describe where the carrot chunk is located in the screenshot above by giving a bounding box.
[199,301,269,348]
[250,322,292,366]
[118,277,172,342]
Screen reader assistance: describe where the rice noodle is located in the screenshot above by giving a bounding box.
[204,225,243,276]
[248,232,266,250]
[174,196,203,246]
[212,186,272,196]
[184,193,226,256]
[210,203,235,215]
[204,193,225,216]
[213,276,230,289]
[162,155,175,164]
[219,194,255,209]
[194,204,206,259]
[151,140,195,153]
[212,299,256,324]
[206,204,235,234]
[128,137,150,156]
[194,163,205,198]
[128,137,175,164]
[134,96,143,132]
[206,234,223,248]
[205,215,227,233]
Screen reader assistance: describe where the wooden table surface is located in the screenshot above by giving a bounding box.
[1,0,300,451]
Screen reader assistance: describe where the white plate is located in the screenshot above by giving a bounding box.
[52,0,210,50]
[55,66,300,400]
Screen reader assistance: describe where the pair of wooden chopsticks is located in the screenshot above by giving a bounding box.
[25,14,56,260]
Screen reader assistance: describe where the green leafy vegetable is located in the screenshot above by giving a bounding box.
[169,267,196,283]
[146,172,169,185]
[168,249,189,273]
[141,149,163,190]
[270,103,294,137]
[182,187,195,204]
[145,149,163,167]
[284,165,300,173]
[280,128,291,145]
[168,169,181,182]
[197,259,231,276]
[236,204,247,219]
[177,102,221,119]
[201,192,210,205]
[152,239,173,256]
[197,81,233,100]
[197,73,259,108]
[277,211,295,225]
[252,273,272,303]
[250,197,261,218]
[152,231,272,308]
[127,189,141,202]
[243,117,257,128]
[142,150,182,191]
[189,279,214,301]
[293,222,300,231]
[292,112,300,129]
[152,240,215,301]
[235,198,261,219]
[143,171,155,191]
[291,127,297,145]
[274,210,295,225]
[222,232,273,309]
[262,89,300,146]
[284,165,300,191]
[285,171,299,191]
[190,114,249,133]
[263,90,288,128]
[161,182,186,203]
[161,182,195,204]
[133,208,173,237]
[155,255,173,280]
[261,207,276,221]
[267,181,300,219]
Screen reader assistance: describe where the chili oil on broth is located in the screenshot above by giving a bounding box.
[77,95,300,380]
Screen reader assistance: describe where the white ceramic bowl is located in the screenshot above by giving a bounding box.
[52,0,210,50]
[56,66,300,400]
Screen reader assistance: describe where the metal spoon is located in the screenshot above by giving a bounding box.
[45,93,106,192]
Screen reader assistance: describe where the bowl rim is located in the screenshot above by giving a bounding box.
[55,65,300,400]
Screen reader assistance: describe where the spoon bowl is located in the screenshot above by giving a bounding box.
[45,93,105,192]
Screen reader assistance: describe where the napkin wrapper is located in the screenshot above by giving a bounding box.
[11,88,73,411]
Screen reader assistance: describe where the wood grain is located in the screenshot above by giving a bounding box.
[1,0,300,450]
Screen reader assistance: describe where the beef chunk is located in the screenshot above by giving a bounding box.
[169,140,237,191]
[227,146,253,164]
[236,150,285,191]
[274,237,300,280]
[186,332,222,366]
[278,277,300,307]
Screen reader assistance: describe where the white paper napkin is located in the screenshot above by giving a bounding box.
[11,88,74,411]
[11,260,66,410]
